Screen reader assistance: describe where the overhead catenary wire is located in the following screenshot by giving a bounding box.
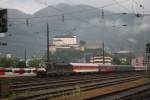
[7,0,135,30]
[112,0,131,13]
[6,0,150,36]
[8,0,131,20]
[8,12,150,38]
[101,8,104,19]
[9,12,150,27]
[131,0,145,16]
[3,0,150,58]
[8,0,150,27]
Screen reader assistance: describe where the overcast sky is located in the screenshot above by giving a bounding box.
[0,0,150,14]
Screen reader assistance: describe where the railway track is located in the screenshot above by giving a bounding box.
[10,72,143,85]
[11,72,143,87]
[11,73,137,88]
[4,73,148,100]
[12,75,139,93]
[3,72,147,100]
[94,84,150,100]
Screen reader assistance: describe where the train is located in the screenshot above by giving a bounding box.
[0,63,148,77]
[40,63,148,77]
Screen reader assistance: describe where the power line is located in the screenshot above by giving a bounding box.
[7,0,135,31]
[131,0,145,14]
[8,0,150,28]
[6,0,150,35]
[8,0,131,20]
[112,0,131,13]
[8,12,149,30]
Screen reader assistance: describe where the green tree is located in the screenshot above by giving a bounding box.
[17,61,26,68]
[121,59,130,65]
[28,59,40,67]
[0,58,19,68]
[112,56,121,65]
[52,49,84,63]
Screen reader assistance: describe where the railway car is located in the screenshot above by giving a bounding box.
[70,63,99,73]
[98,64,116,72]
[0,68,5,75]
[115,65,135,72]
[4,68,13,76]
[134,66,147,71]
[0,67,46,77]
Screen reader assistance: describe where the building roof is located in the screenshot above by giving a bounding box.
[54,33,75,38]
[85,43,102,49]
[117,50,130,54]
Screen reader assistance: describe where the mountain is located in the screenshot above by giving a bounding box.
[1,4,150,58]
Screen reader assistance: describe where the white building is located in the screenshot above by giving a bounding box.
[49,44,56,54]
[132,57,145,66]
[0,53,14,59]
[90,56,112,65]
[53,33,78,48]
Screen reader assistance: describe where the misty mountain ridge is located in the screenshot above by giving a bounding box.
[1,3,150,58]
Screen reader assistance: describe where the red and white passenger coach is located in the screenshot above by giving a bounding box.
[0,67,46,77]
[70,63,99,73]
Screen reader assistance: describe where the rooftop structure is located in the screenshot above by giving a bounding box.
[52,33,78,48]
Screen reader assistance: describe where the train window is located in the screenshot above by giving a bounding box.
[136,59,138,63]
[14,70,25,73]
[26,70,31,73]
[33,70,37,73]
[0,68,5,72]
[14,70,19,73]
[5,69,12,72]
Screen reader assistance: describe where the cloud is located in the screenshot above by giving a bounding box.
[105,20,115,27]
[134,17,150,33]
[139,23,150,31]
[89,18,101,25]
[128,38,137,43]
[104,19,125,27]
[0,33,6,37]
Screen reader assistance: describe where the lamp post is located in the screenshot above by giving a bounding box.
[46,23,50,70]
[46,23,54,71]
[47,23,50,65]
[102,41,105,64]
[24,48,27,67]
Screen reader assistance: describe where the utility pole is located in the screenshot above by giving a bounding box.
[129,45,132,65]
[102,41,105,64]
[146,33,150,71]
[46,23,50,69]
[146,43,150,68]
[24,48,27,67]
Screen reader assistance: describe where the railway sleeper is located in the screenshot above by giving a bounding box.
[11,77,140,100]
[117,85,150,100]
[12,76,140,93]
